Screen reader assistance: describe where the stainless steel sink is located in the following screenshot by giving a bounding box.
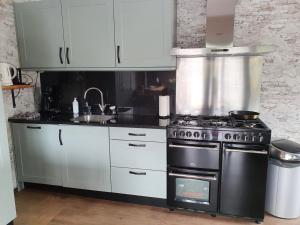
[71,115,115,123]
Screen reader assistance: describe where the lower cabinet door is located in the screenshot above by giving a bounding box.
[60,126,111,192]
[13,124,62,186]
[220,144,269,220]
[111,167,166,199]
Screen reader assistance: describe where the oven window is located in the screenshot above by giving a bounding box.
[175,178,210,204]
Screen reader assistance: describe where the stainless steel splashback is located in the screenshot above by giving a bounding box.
[176,56,263,116]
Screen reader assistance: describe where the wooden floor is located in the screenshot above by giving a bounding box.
[14,188,300,225]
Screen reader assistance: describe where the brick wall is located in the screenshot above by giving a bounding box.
[0,0,36,186]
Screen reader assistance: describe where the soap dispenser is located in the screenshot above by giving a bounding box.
[72,98,79,117]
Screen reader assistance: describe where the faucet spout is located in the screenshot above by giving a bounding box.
[84,87,105,114]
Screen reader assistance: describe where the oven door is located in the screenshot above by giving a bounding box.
[167,167,219,212]
[168,140,220,170]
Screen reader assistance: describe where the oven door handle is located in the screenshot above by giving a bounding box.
[169,173,217,181]
[225,148,268,155]
[169,144,219,151]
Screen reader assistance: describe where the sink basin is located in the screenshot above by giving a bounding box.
[71,115,115,123]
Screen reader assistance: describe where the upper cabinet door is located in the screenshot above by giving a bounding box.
[61,0,115,68]
[114,0,176,68]
[14,0,65,69]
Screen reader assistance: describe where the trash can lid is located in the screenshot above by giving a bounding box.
[271,139,300,162]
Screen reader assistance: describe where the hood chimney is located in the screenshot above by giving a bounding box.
[206,0,238,48]
[171,0,275,57]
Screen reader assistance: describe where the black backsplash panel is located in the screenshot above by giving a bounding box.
[40,71,176,116]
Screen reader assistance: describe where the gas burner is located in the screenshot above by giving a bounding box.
[168,115,271,144]
[172,115,199,126]
[198,117,231,127]
[233,121,264,129]
[173,115,232,128]
[174,119,198,126]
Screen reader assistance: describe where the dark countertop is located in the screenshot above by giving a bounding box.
[8,113,169,129]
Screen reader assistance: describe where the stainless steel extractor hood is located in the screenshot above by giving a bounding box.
[174,0,276,116]
[172,0,275,57]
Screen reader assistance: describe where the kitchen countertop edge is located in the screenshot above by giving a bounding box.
[8,117,168,130]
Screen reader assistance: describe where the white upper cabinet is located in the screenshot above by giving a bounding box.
[61,0,116,68]
[14,0,176,70]
[114,0,176,68]
[14,0,66,68]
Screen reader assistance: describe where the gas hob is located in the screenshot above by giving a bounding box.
[168,116,271,145]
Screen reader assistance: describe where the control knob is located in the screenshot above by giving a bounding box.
[201,133,208,139]
[179,131,185,137]
[259,136,264,143]
[194,132,200,138]
[186,131,192,137]
[172,131,178,137]
[224,133,232,140]
[243,135,250,141]
[233,134,240,140]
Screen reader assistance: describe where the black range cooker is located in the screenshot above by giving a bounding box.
[167,116,271,223]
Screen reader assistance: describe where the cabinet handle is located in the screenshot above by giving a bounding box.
[59,129,63,146]
[128,133,146,137]
[26,126,41,130]
[129,143,146,148]
[117,45,121,64]
[59,47,64,64]
[129,171,146,176]
[66,47,70,64]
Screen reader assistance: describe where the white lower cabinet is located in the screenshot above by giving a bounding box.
[12,124,62,186]
[111,167,166,199]
[12,123,166,199]
[60,125,111,192]
[109,127,167,199]
[12,123,111,192]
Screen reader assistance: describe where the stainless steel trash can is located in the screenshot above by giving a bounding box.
[265,139,300,219]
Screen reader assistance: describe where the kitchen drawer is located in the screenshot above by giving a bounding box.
[110,140,166,171]
[111,167,166,199]
[109,127,166,142]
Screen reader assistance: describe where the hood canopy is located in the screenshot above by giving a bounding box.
[172,0,275,57]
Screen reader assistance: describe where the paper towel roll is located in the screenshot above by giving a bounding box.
[159,96,170,118]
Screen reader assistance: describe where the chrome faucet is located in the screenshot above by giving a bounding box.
[84,87,105,115]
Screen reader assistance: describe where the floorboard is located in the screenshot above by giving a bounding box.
[14,188,300,225]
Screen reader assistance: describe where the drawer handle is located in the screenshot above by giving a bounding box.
[169,144,219,151]
[27,126,41,130]
[169,173,217,181]
[129,143,146,148]
[128,133,146,137]
[129,171,146,176]
[225,148,268,155]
